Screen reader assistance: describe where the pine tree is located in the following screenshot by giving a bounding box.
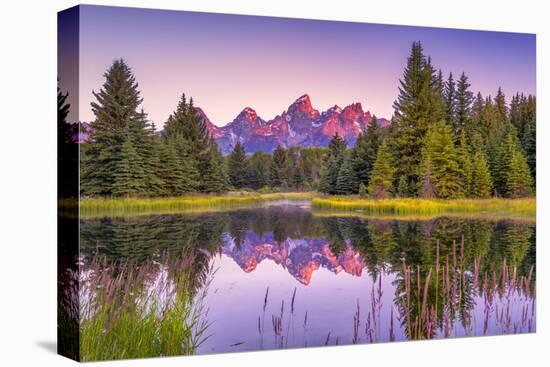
[493,132,517,196]
[247,151,272,189]
[470,151,493,198]
[228,141,249,189]
[368,140,395,198]
[111,127,147,197]
[418,155,436,198]
[444,72,456,125]
[467,92,486,145]
[494,87,508,126]
[319,134,348,194]
[457,129,473,196]
[506,150,533,198]
[132,109,163,195]
[494,132,533,197]
[336,157,358,194]
[164,94,209,156]
[327,132,347,159]
[455,72,474,136]
[199,139,229,193]
[351,116,381,187]
[418,122,464,199]
[164,93,216,192]
[319,156,341,194]
[522,117,536,184]
[271,145,288,187]
[157,140,187,195]
[390,42,444,195]
[81,59,154,196]
[170,134,200,191]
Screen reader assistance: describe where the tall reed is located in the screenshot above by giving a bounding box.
[78,253,212,361]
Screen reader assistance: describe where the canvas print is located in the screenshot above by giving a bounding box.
[58,5,536,362]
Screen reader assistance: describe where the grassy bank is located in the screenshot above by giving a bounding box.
[79,255,210,361]
[79,192,314,217]
[312,197,536,219]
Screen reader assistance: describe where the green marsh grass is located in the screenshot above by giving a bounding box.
[79,254,211,361]
[312,197,535,219]
[79,192,314,218]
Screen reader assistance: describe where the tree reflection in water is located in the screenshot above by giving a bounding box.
[76,204,535,355]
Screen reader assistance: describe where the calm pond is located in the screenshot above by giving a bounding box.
[80,201,536,354]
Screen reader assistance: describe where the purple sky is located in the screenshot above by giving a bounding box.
[60,5,536,126]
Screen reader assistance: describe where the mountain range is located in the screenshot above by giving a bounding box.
[197,94,390,154]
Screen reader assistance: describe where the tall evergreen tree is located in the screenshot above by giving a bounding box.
[132,108,164,195]
[506,150,534,198]
[271,145,288,187]
[457,129,473,195]
[111,127,147,197]
[170,134,200,191]
[319,156,341,194]
[319,134,347,194]
[470,151,493,198]
[522,117,536,185]
[81,59,155,196]
[163,93,218,192]
[455,72,474,136]
[336,157,358,194]
[199,139,229,193]
[156,140,188,195]
[444,72,456,125]
[247,151,272,189]
[418,155,436,198]
[163,94,209,156]
[417,122,464,198]
[351,116,381,187]
[390,42,444,195]
[494,87,508,126]
[368,140,395,198]
[493,132,533,197]
[228,141,249,189]
[327,132,347,159]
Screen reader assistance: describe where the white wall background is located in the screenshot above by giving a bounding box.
[0,0,546,366]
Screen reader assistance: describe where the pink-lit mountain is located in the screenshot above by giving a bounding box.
[198,94,390,154]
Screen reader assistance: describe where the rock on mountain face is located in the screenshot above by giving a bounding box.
[196,94,389,154]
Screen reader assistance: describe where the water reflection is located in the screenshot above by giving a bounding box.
[80,203,536,354]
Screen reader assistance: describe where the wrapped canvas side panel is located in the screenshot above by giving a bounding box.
[57,5,80,362]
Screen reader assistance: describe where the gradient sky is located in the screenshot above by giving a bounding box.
[62,5,536,126]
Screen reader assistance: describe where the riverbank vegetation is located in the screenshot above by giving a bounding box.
[312,197,535,218]
[79,192,314,217]
[79,254,211,361]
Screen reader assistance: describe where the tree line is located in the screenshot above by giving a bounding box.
[317,42,536,198]
[77,42,535,199]
[80,59,229,197]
